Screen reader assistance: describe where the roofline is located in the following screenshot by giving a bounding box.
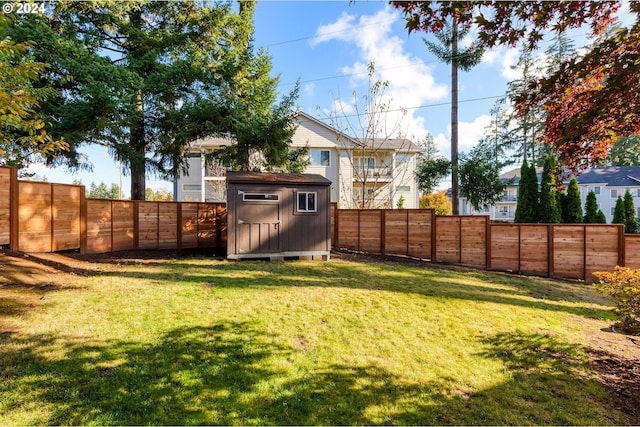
[293,110,358,146]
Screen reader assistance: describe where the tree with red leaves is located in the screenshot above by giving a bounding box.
[393,1,639,174]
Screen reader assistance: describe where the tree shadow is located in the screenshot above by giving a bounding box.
[0,325,624,425]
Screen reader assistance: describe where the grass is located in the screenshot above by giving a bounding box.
[0,253,622,425]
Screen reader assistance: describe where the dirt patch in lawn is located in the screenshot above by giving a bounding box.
[1,248,638,423]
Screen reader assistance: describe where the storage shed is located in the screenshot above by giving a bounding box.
[226,171,331,261]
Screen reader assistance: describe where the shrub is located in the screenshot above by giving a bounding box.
[593,266,640,335]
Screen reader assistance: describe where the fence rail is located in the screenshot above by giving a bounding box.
[1,166,637,281]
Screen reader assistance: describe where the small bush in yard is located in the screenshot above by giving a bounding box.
[594,266,640,334]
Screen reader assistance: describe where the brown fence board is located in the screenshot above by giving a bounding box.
[197,204,217,247]
[0,167,11,245]
[585,225,621,279]
[625,235,640,268]
[180,203,199,249]
[138,202,159,249]
[112,201,135,251]
[407,210,432,259]
[52,184,81,251]
[519,225,549,276]
[461,217,487,267]
[159,203,178,249]
[359,210,382,253]
[553,226,585,280]
[18,181,52,252]
[86,199,112,254]
[336,210,359,250]
[490,224,520,271]
[384,210,407,255]
[435,216,460,263]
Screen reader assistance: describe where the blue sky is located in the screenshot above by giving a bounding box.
[27,0,631,194]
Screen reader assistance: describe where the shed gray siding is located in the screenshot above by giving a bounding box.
[226,172,331,260]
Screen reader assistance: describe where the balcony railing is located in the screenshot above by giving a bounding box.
[353,167,393,181]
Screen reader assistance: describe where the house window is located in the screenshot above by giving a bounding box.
[396,185,410,192]
[635,189,640,197]
[593,186,600,195]
[611,207,616,216]
[396,154,411,164]
[310,150,330,166]
[243,193,279,201]
[611,189,619,198]
[183,184,201,192]
[355,157,375,169]
[297,192,317,212]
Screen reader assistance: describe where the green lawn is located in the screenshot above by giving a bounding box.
[0,254,622,425]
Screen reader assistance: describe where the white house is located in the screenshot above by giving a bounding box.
[460,166,640,223]
[174,111,423,208]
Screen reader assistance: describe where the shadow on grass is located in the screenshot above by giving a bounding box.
[0,325,620,425]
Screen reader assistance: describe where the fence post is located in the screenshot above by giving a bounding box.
[548,224,554,278]
[431,211,437,262]
[485,216,491,270]
[9,167,18,251]
[380,209,386,255]
[618,224,626,267]
[79,187,87,254]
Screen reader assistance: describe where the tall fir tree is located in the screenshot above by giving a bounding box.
[514,160,539,223]
[612,196,626,225]
[8,1,299,200]
[623,190,638,233]
[538,154,561,223]
[583,190,601,223]
[563,176,583,223]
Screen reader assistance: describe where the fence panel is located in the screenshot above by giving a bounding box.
[520,225,549,276]
[138,202,159,249]
[358,210,382,253]
[0,167,12,245]
[461,217,487,267]
[626,235,640,268]
[52,184,82,251]
[112,201,135,252]
[490,224,520,271]
[385,210,408,255]
[18,181,52,252]
[407,210,433,259]
[85,199,113,254]
[335,210,359,251]
[553,225,585,280]
[435,216,460,263]
[585,225,622,278]
[158,203,178,250]
[197,203,219,247]
[180,203,199,249]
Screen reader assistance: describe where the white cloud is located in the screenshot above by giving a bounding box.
[303,83,315,96]
[432,114,492,159]
[312,6,448,141]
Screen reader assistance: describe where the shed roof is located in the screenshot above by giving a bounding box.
[226,171,332,186]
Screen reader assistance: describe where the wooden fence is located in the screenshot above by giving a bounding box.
[0,167,225,254]
[331,203,628,281]
[1,165,638,281]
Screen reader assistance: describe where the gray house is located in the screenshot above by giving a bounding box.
[226,171,331,260]
[460,166,640,223]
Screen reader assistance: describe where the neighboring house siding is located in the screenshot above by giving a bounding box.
[174,112,422,209]
[460,167,640,223]
[177,156,203,202]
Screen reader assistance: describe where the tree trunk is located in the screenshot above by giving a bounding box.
[451,18,459,215]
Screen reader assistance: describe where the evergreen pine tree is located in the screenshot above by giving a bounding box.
[564,176,583,223]
[596,210,607,224]
[538,154,560,223]
[612,196,626,225]
[514,160,539,223]
[623,190,638,233]
[583,190,601,223]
